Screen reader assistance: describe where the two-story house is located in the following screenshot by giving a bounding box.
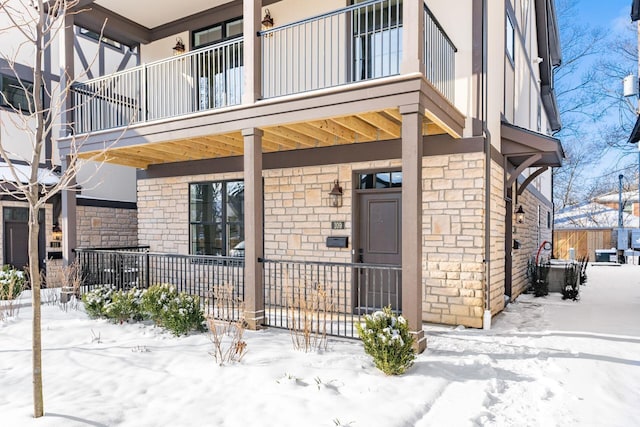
[0,3,138,283]
[57,0,563,350]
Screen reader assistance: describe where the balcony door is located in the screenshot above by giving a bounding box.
[352,0,403,82]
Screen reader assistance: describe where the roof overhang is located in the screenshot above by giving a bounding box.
[633,0,640,21]
[628,114,640,144]
[501,122,564,168]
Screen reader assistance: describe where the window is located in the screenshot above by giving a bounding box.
[0,74,34,112]
[547,211,551,229]
[506,13,515,64]
[353,0,403,81]
[78,27,123,50]
[358,171,402,189]
[192,17,244,108]
[193,17,243,49]
[189,181,244,256]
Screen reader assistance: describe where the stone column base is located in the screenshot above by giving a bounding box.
[411,330,427,353]
[244,310,265,330]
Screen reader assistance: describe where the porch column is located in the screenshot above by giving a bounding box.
[61,157,77,266]
[400,103,426,353]
[242,0,262,104]
[242,127,264,329]
[58,12,74,136]
[401,0,425,75]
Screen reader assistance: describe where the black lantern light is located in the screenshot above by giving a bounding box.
[515,205,525,224]
[172,37,185,56]
[329,179,343,207]
[262,9,274,30]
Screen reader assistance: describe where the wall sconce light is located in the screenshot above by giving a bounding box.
[515,205,525,224]
[52,224,62,241]
[329,179,343,207]
[262,9,274,30]
[172,37,185,56]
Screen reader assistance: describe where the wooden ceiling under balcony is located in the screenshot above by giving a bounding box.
[81,108,448,169]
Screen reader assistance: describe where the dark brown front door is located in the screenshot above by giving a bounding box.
[3,207,46,272]
[4,221,29,268]
[357,191,401,310]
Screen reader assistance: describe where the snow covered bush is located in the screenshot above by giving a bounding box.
[356,306,415,375]
[81,286,115,318]
[104,288,146,324]
[161,292,207,336]
[0,265,24,300]
[141,284,178,326]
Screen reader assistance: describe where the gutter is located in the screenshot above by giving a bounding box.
[482,0,492,329]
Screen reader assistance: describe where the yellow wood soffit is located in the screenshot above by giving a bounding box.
[78,110,449,169]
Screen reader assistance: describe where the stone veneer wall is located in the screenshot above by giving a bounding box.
[137,153,512,328]
[76,205,138,248]
[421,153,487,328]
[488,160,507,316]
[511,187,554,300]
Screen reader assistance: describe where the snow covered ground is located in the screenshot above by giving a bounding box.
[2,264,639,426]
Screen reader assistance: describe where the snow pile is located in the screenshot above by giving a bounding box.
[1,265,639,426]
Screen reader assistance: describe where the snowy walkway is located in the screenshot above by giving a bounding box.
[1,264,639,426]
[540,263,640,336]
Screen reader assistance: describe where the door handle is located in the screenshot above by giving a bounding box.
[358,248,363,263]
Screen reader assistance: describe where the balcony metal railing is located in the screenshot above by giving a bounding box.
[261,0,403,98]
[424,4,457,102]
[72,38,244,134]
[71,1,456,134]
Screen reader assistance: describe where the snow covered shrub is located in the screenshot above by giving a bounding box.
[578,256,589,286]
[356,306,416,375]
[81,286,115,318]
[0,265,25,300]
[104,288,145,324]
[141,283,178,326]
[161,292,206,336]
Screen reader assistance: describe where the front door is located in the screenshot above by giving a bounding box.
[357,191,402,311]
[3,207,46,272]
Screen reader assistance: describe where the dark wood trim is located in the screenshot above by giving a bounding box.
[138,135,485,180]
[76,197,137,210]
[471,0,483,136]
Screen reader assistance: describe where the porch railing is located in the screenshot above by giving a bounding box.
[261,258,401,338]
[71,38,244,134]
[75,247,245,321]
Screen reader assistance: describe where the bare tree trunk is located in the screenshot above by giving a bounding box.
[29,205,44,417]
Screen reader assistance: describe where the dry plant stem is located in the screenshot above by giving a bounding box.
[286,270,331,352]
[208,283,247,365]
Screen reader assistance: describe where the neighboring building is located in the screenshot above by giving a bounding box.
[57,0,564,342]
[593,190,640,218]
[0,3,138,285]
[554,198,640,261]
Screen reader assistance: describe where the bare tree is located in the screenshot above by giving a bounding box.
[0,0,116,417]
[554,0,640,209]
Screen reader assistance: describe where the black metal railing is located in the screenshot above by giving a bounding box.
[75,248,245,321]
[260,258,401,338]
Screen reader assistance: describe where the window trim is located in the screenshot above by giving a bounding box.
[0,73,35,113]
[77,26,124,52]
[191,16,244,49]
[188,179,244,256]
[505,12,515,67]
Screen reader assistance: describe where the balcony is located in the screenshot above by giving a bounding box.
[68,0,464,168]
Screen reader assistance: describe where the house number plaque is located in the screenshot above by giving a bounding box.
[331,221,345,230]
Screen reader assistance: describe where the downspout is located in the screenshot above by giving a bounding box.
[482,0,492,330]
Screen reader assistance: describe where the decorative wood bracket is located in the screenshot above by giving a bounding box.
[517,166,548,195]
[505,153,542,190]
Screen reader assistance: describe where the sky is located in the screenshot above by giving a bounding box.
[560,0,639,192]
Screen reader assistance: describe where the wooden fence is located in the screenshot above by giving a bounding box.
[553,228,613,260]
